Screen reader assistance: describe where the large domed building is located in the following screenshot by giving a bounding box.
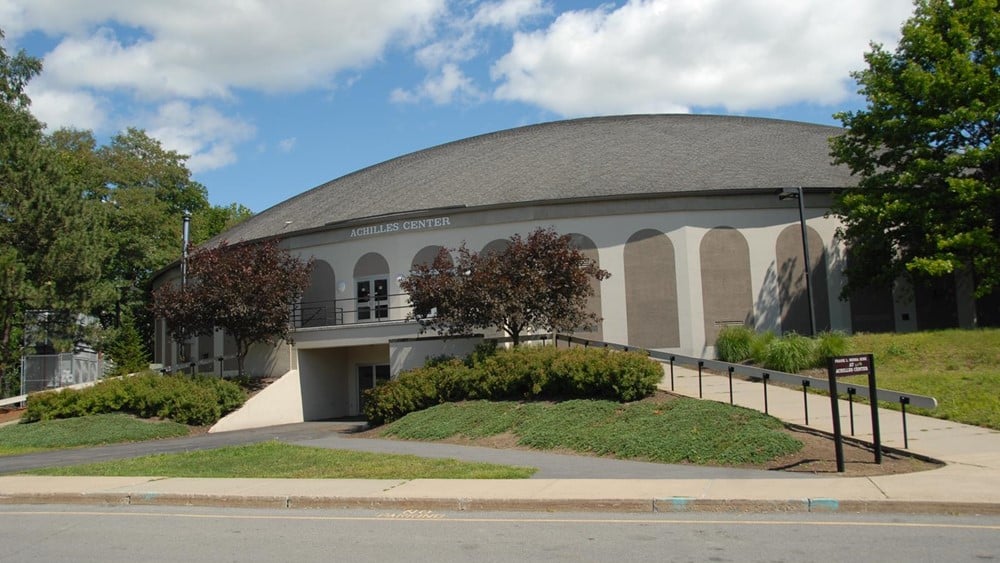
[152,114,928,428]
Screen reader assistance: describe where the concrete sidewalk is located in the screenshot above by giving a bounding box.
[1,366,998,514]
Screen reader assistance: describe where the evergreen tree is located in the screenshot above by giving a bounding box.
[104,312,148,376]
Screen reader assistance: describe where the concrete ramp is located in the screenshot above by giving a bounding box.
[209,370,304,433]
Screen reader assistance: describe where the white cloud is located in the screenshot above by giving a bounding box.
[147,101,255,172]
[24,85,108,131]
[3,1,446,172]
[391,63,484,105]
[11,1,446,99]
[415,31,478,69]
[472,0,550,29]
[277,138,297,153]
[491,0,914,116]
[406,0,550,98]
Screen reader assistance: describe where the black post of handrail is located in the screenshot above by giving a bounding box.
[847,387,856,436]
[669,356,676,391]
[217,356,224,377]
[801,380,810,425]
[900,396,910,449]
[727,366,734,405]
[762,373,770,414]
[697,361,704,398]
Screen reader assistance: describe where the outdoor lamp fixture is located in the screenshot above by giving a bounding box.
[778,187,817,337]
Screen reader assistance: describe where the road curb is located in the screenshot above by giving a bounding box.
[2,493,999,515]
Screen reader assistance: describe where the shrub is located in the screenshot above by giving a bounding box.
[761,333,816,373]
[750,331,777,365]
[477,345,561,398]
[547,347,661,401]
[715,325,755,363]
[464,340,499,368]
[814,331,849,366]
[22,372,247,426]
[363,365,443,426]
[363,344,662,425]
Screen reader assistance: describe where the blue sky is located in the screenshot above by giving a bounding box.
[1,0,916,213]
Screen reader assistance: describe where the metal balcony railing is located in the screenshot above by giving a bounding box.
[291,293,414,329]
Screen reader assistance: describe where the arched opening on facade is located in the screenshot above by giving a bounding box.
[568,233,604,341]
[299,259,337,327]
[411,245,452,269]
[776,225,831,334]
[354,253,390,322]
[481,239,511,257]
[625,229,680,348]
[700,227,753,346]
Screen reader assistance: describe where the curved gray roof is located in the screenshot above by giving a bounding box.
[220,114,851,243]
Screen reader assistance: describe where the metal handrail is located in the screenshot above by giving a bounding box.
[552,333,937,409]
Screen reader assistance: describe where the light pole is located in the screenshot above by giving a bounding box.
[181,210,191,288]
[778,187,817,336]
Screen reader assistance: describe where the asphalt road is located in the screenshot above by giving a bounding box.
[1,505,997,562]
[0,421,813,479]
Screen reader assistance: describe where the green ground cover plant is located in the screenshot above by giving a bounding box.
[0,413,190,456]
[383,398,802,466]
[22,372,247,426]
[27,441,535,479]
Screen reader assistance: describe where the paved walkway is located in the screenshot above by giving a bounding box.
[1,365,998,514]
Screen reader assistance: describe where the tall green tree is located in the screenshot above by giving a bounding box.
[401,228,610,345]
[0,32,112,395]
[191,202,255,245]
[46,129,253,329]
[150,240,313,376]
[830,0,999,317]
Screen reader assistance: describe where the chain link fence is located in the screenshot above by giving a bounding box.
[20,352,110,395]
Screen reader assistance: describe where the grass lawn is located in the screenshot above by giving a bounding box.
[383,397,803,466]
[26,441,535,479]
[0,413,192,457]
[843,329,1000,430]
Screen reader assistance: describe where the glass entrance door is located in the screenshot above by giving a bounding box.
[357,278,388,321]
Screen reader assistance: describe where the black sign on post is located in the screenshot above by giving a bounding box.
[829,354,882,465]
[825,357,847,473]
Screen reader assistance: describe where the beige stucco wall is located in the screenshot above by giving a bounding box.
[156,192,861,377]
[389,335,484,376]
[209,369,304,433]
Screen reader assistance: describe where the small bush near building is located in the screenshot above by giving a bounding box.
[717,329,850,372]
[23,372,247,426]
[814,331,849,365]
[364,345,662,425]
[762,333,816,373]
[750,331,777,365]
[715,326,756,363]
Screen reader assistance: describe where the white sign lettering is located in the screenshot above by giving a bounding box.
[349,216,452,238]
